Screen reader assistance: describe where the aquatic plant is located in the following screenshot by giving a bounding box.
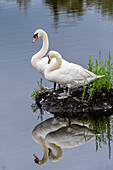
[31,102,45,121]
[88,51,113,90]
[31,78,48,120]
[82,51,113,102]
[31,51,113,105]
[31,78,47,99]
[37,78,45,91]
[31,90,37,100]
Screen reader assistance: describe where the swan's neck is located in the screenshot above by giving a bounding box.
[31,32,49,66]
[48,54,62,72]
[33,135,48,166]
[48,143,62,162]
[39,138,48,166]
[39,33,49,58]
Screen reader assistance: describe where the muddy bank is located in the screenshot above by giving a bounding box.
[35,86,113,118]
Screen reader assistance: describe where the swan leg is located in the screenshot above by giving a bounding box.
[67,88,71,96]
[54,82,56,91]
[66,86,68,92]
[58,84,61,89]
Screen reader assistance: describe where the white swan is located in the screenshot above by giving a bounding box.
[32,117,93,164]
[32,117,70,166]
[45,124,97,162]
[31,29,69,90]
[32,117,89,165]
[31,29,49,75]
[31,29,82,90]
[33,136,48,166]
[44,51,104,95]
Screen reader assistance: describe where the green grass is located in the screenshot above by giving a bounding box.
[31,90,36,100]
[31,78,47,100]
[84,51,113,102]
[37,78,45,91]
[31,52,113,103]
[88,51,113,91]
[31,78,47,120]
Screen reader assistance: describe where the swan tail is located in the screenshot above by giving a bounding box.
[96,75,105,79]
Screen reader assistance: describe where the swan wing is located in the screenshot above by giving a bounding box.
[45,125,95,148]
[45,65,95,84]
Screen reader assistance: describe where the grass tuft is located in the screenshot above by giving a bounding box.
[86,51,113,102]
[31,78,47,100]
[37,78,45,91]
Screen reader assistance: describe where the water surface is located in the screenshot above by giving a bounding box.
[0,0,113,170]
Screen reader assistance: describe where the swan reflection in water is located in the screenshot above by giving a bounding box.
[32,117,99,166]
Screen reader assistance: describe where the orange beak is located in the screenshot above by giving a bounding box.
[33,154,37,159]
[33,35,38,43]
[33,154,39,163]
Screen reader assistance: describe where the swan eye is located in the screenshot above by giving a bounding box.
[34,158,39,164]
[48,58,51,64]
[33,33,38,38]
[33,34,38,43]
[48,148,52,156]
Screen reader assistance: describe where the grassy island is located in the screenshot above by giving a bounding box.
[31,51,113,117]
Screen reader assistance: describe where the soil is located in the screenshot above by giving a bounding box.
[35,86,113,118]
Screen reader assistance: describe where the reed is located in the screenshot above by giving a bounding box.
[86,51,113,102]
